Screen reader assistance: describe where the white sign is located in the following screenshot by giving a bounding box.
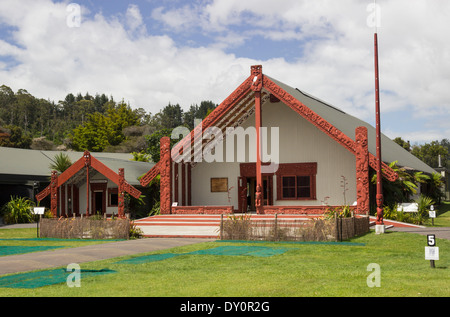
[32,207,45,215]
[425,247,439,261]
[429,210,436,218]
[397,203,418,213]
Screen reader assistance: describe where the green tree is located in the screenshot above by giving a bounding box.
[393,137,411,151]
[0,125,32,148]
[152,103,184,130]
[70,102,140,152]
[145,129,183,162]
[49,153,72,173]
[372,161,430,206]
[411,141,448,168]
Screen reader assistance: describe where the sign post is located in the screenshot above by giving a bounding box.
[32,207,45,238]
[429,205,436,226]
[425,234,439,268]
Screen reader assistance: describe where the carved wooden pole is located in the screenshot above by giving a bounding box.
[160,136,172,214]
[84,151,91,217]
[118,168,125,218]
[374,32,384,230]
[251,65,264,214]
[355,127,369,215]
[50,170,58,217]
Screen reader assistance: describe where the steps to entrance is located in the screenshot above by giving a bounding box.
[134,215,222,238]
[133,214,315,238]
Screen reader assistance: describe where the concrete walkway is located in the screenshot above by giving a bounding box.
[0,237,213,276]
[387,226,450,240]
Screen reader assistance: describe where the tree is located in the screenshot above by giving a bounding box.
[393,137,411,151]
[70,102,141,152]
[411,141,448,168]
[152,103,184,130]
[0,125,32,148]
[49,153,72,173]
[371,161,430,206]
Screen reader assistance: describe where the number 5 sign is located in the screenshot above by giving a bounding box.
[425,234,439,268]
[427,234,436,246]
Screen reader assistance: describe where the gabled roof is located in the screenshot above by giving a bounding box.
[268,76,436,175]
[140,65,435,186]
[0,147,154,185]
[36,151,141,202]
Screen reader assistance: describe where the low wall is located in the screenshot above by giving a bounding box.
[219,215,369,242]
[335,216,370,241]
[39,217,130,239]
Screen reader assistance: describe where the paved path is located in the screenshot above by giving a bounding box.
[0,237,213,276]
[387,226,450,240]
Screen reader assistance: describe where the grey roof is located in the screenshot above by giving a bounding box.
[0,147,154,185]
[267,75,436,175]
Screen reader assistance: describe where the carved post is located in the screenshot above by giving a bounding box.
[50,170,58,217]
[160,136,172,214]
[84,151,91,217]
[355,127,369,215]
[251,65,264,214]
[118,168,125,218]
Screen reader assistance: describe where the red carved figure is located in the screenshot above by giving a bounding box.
[160,136,172,214]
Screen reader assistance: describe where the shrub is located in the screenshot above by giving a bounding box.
[1,196,35,224]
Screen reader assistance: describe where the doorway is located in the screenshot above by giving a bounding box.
[238,176,272,212]
[94,191,104,215]
[246,176,272,211]
[90,182,107,216]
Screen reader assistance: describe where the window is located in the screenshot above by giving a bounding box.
[108,188,118,207]
[277,163,317,200]
[281,176,311,199]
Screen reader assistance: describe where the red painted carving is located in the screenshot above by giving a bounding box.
[355,127,369,215]
[36,151,141,214]
[368,155,398,182]
[160,137,172,214]
[171,75,253,163]
[50,170,58,216]
[255,185,263,214]
[251,65,263,92]
[140,161,161,187]
[118,168,125,218]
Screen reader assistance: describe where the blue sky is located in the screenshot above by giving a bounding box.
[1,0,449,145]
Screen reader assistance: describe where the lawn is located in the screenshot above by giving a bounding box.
[0,228,124,256]
[434,201,450,227]
[0,227,449,297]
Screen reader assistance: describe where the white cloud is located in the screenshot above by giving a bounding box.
[0,0,449,144]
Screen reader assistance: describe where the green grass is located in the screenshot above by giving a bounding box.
[433,201,450,227]
[0,229,449,297]
[0,228,123,256]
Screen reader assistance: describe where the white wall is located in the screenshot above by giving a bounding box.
[190,99,357,209]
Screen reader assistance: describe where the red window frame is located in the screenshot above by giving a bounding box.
[277,163,317,201]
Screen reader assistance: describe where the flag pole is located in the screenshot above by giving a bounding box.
[373,1,384,233]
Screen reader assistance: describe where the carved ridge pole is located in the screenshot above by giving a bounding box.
[355,127,369,215]
[160,136,172,214]
[251,65,264,214]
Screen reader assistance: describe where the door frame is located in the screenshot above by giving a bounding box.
[90,182,107,215]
